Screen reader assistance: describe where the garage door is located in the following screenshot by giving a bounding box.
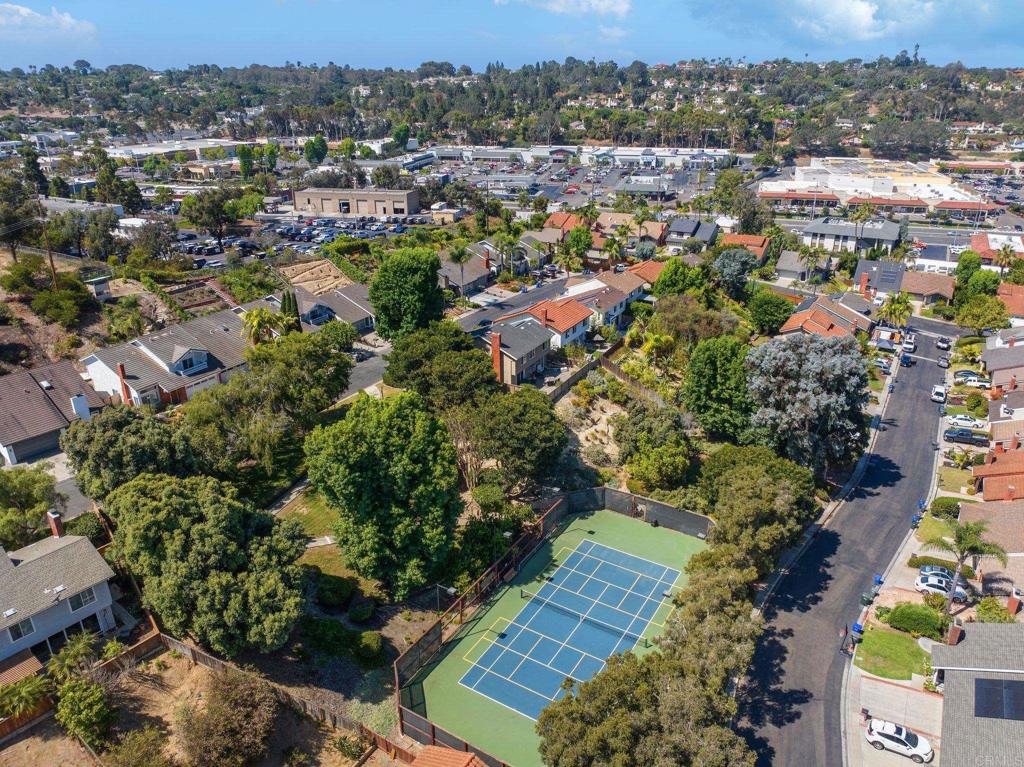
[11,431,61,463]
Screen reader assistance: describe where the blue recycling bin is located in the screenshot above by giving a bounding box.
[873,574,884,586]
[911,513,922,529]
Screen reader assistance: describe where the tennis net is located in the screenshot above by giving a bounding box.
[520,588,650,648]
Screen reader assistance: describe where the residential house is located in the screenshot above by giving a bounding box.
[719,234,769,263]
[801,217,900,254]
[957,500,1024,594]
[664,218,718,250]
[83,307,251,407]
[0,513,116,662]
[438,250,491,297]
[991,391,1024,424]
[779,295,873,338]
[931,624,1024,767]
[852,259,906,300]
[972,449,1024,501]
[775,250,828,282]
[486,317,554,386]
[543,212,585,241]
[997,283,1024,325]
[595,269,646,304]
[970,232,1024,264]
[519,230,559,266]
[625,260,666,290]
[497,298,592,348]
[981,344,1024,389]
[260,285,375,335]
[594,212,666,246]
[900,271,955,305]
[0,361,106,466]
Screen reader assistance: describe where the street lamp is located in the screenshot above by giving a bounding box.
[435,584,456,613]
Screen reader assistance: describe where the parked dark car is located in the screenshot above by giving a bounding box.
[942,428,989,447]
[900,353,913,367]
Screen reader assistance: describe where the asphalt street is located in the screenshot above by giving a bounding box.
[739,316,954,766]
[457,277,570,331]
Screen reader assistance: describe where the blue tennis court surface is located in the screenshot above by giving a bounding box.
[458,539,681,720]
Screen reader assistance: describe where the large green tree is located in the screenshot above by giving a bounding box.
[0,465,59,549]
[746,334,868,475]
[180,188,238,245]
[747,289,793,335]
[0,175,43,263]
[305,393,462,598]
[368,248,445,340]
[956,293,1008,335]
[61,406,195,500]
[105,474,305,655]
[681,336,752,440]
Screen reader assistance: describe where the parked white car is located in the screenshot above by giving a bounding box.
[919,565,968,587]
[902,333,918,353]
[946,414,985,429]
[865,719,934,763]
[915,574,967,603]
[930,385,947,404]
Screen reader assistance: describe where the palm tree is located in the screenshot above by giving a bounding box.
[448,243,474,296]
[799,246,821,290]
[641,331,675,373]
[241,306,285,345]
[994,243,1017,277]
[0,675,50,720]
[47,631,97,684]
[923,520,1008,615]
[492,232,516,274]
[602,233,622,267]
[553,245,582,275]
[948,447,974,471]
[879,290,913,329]
[633,210,649,245]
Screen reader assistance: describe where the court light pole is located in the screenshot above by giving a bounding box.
[435,584,456,613]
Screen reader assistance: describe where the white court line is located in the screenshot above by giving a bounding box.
[457,675,554,722]
[582,540,681,586]
[554,549,678,619]
[561,581,611,681]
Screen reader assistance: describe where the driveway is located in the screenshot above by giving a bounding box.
[740,318,953,766]
[342,345,390,398]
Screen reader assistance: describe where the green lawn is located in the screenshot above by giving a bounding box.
[298,545,381,600]
[867,366,883,393]
[279,489,335,537]
[915,513,952,543]
[855,627,928,680]
[938,466,973,494]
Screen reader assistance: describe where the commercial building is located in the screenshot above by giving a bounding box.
[106,138,249,161]
[295,188,420,216]
[801,217,901,254]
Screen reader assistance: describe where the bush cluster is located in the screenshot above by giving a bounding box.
[882,602,947,640]
[907,554,975,579]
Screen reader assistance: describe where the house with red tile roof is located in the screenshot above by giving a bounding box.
[497,297,593,348]
[973,449,1024,501]
[778,295,872,339]
[720,233,769,262]
[543,212,584,240]
[626,259,666,287]
[998,283,1024,320]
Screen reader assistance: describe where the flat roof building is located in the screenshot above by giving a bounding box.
[295,187,420,216]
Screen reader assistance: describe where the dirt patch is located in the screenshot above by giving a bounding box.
[111,651,360,766]
[278,259,351,295]
[0,717,93,767]
[165,280,228,314]
[109,279,173,326]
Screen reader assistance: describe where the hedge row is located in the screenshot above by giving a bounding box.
[882,602,947,640]
[908,554,975,580]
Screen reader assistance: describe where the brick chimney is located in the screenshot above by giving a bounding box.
[490,332,502,382]
[1007,484,1016,501]
[1011,336,1017,348]
[1012,375,1018,391]
[47,510,64,538]
[947,622,964,645]
[485,253,491,272]
[116,362,132,406]
[859,272,869,297]
[996,442,1005,454]
[986,451,996,464]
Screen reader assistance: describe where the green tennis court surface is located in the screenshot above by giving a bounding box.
[402,509,705,767]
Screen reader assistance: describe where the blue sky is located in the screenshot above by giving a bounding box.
[0,1,1021,71]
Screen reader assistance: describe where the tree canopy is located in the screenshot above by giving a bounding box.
[682,336,752,440]
[0,465,59,549]
[368,248,445,341]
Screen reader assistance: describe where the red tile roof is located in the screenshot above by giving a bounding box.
[935,201,1000,211]
[901,271,955,300]
[626,260,666,285]
[998,283,1024,317]
[974,451,1024,479]
[544,212,584,234]
[847,196,928,208]
[981,473,1024,502]
[720,234,769,260]
[413,747,484,767]
[0,649,42,686]
[525,298,593,334]
[780,308,849,337]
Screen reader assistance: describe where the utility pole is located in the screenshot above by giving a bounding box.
[44,230,58,290]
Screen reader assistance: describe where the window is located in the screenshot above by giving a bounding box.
[9,617,34,642]
[69,587,96,612]
[180,356,195,371]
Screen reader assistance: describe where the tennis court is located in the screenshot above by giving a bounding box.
[458,540,680,720]
[401,509,705,767]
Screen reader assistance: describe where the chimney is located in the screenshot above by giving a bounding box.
[69,394,92,422]
[1011,337,1017,348]
[947,622,964,645]
[1014,436,1021,451]
[485,253,491,272]
[986,451,996,464]
[47,510,64,538]
[859,272,869,296]
[490,333,502,382]
[996,442,1005,454]
[1009,588,1023,616]
[116,363,132,406]
[1012,376,1019,391]
[1007,484,1016,501]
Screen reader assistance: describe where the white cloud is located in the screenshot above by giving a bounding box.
[495,0,632,18]
[682,0,946,42]
[0,3,96,41]
[598,24,627,41]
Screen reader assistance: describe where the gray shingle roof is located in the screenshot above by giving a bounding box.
[489,317,554,360]
[982,345,1024,372]
[932,625,1024,767]
[0,361,105,447]
[853,259,906,293]
[0,536,114,631]
[804,217,900,243]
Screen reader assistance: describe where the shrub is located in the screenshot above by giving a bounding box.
[582,444,612,468]
[923,593,947,612]
[976,596,1015,623]
[348,599,376,624]
[100,640,127,661]
[908,555,975,579]
[316,574,356,610]
[354,631,385,666]
[875,606,891,622]
[65,513,106,545]
[334,735,369,760]
[884,603,946,640]
[0,303,14,325]
[929,497,961,520]
[471,484,506,517]
[176,669,278,767]
[104,725,176,767]
[55,678,115,748]
[605,377,629,405]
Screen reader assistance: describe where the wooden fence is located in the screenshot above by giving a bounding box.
[598,355,667,407]
[0,700,53,744]
[157,634,419,764]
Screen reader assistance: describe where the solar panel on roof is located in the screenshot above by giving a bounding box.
[975,678,1024,721]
